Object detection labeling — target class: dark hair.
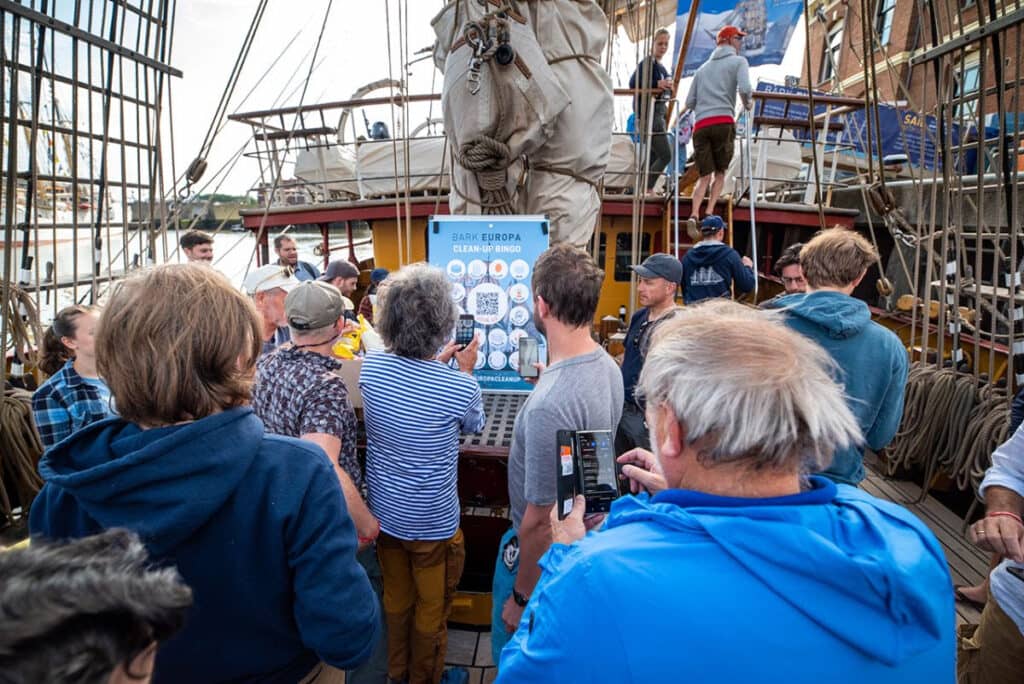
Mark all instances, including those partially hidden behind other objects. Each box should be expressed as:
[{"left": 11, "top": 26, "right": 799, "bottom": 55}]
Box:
[
  {"left": 532, "top": 243, "right": 605, "bottom": 329},
  {"left": 273, "top": 234, "right": 295, "bottom": 250},
  {"left": 39, "top": 306, "right": 96, "bottom": 376},
  {"left": 376, "top": 263, "right": 455, "bottom": 359},
  {"left": 774, "top": 243, "right": 803, "bottom": 276},
  {"left": 179, "top": 230, "right": 213, "bottom": 250},
  {"left": 0, "top": 529, "right": 192, "bottom": 683},
  {"left": 97, "top": 264, "right": 262, "bottom": 427}
]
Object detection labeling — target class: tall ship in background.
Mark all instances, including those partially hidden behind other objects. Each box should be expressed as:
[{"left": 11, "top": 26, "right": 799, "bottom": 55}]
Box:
[{"left": 2, "top": 0, "right": 1022, "bottom": 679}]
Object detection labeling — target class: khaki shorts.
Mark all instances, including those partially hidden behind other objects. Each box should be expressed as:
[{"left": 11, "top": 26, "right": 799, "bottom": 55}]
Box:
[{"left": 693, "top": 123, "right": 736, "bottom": 176}]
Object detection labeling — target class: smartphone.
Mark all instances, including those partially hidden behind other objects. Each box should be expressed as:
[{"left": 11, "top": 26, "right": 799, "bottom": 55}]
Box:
[
  {"left": 455, "top": 314, "right": 475, "bottom": 349},
  {"left": 518, "top": 337, "right": 539, "bottom": 378},
  {"left": 555, "top": 429, "right": 621, "bottom": 520},
  {"left": 1008, "top": 565, "right": 1024, "bottom": 584}
]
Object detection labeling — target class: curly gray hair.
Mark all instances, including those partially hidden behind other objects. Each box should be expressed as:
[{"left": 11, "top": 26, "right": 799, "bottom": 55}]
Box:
[
  {"left": 637, "top": 300, "right": 862, "bottom": 473},
  {"left": 376, "top": 262, "right": 456, "bottom": 359}
]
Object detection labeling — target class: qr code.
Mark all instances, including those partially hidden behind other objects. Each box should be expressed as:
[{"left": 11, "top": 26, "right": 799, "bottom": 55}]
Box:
[{"left": 477, "top": 292, "right": 500, "bottom": 317}]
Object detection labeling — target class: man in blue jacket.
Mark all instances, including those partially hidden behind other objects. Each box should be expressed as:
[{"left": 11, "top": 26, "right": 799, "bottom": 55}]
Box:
[
  {"left": 776, "top": 228, "right": 909, "bottom": 486},
  {"left": 29, "top": 264, "right": 380, "bottom": 683},
  {"left": 497, "top": 301, "right": 954, "bottom": 683},
  {"left": 681, "top": 215, "right": 755, "bottom": 303}
]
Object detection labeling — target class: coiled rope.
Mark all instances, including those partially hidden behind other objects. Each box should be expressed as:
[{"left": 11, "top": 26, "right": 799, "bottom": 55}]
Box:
[
  {"left": 885, "top": 363, "right": 1007, "bottom": 503},
  {"left": 2, "top": 282, "right": 44, "bottom": 373},
  {"left": 0, "top": 385, "right": 44, "bottom": 527}
]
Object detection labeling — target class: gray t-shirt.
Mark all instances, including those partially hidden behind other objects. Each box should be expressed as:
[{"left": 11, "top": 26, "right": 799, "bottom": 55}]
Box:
[{"left": 508, "top": 347, "right": 624, "bottom": 528}]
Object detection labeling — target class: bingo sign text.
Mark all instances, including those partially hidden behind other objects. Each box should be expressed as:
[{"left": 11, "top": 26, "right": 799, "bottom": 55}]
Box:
[{"left": 428, "top": 215, "right": 550, "bottom": 392}]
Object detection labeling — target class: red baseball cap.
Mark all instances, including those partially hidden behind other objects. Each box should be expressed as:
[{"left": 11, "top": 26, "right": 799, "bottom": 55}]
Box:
[{"left": 717, "top": 26, "right": 748, "bottom": 44}]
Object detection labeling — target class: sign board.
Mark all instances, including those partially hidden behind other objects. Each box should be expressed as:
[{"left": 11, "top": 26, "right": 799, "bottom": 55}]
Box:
[
  {"left": 427, "top": 215, "right": 550, "bottom": 392},
  {"left": 754, "top": 82, "right": 971, "bottom": 171}
]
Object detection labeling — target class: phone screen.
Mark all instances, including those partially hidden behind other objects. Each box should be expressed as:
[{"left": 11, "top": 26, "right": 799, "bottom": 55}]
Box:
[
  {"left": 519, "top": 337, "right": 539, "bottom": 377},
  {"left": 455, "top": 314, "right": 475, "bottom": 348},
  {"left": 576, "top": 431, "right": 618, "bottom": 513}
]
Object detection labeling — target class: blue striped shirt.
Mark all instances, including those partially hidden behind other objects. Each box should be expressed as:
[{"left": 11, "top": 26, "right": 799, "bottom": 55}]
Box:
[{"left": 360, "top": 351, "right": 485, "bottom": 540}]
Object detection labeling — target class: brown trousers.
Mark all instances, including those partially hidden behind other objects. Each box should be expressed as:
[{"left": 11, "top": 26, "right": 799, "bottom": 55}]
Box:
[
  {"left": 957, "top": 591, "right": 1024, "bottom": 683},
  {"left": 377, "top": 528, "right": 465, "bottom": 684}
]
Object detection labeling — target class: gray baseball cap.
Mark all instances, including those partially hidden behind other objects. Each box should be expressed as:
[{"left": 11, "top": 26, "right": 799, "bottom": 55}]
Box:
[
  {"left": 631, "top": 253, "right": 683, "bottom": 284},
  {"left": 285, "top": 281, "right": 345, "bottom": 330}
]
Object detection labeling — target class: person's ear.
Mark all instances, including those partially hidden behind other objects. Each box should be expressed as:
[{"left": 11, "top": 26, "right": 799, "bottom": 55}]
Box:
[{"left": 535, "top": 295, "right": 550, "bottom": 319}]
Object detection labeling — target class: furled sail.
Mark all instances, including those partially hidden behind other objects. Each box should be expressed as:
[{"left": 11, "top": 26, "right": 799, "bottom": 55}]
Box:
[{"left": 432, "top": 0, "right": 613, "bottom": 247}]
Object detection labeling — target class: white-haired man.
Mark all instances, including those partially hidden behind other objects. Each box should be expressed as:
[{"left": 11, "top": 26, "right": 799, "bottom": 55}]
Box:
[{"left": 497, "top": 301, "right": 954, "bottom": 683}]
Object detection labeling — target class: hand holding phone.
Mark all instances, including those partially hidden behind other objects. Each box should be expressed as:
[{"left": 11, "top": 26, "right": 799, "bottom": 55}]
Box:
[
  {"left": 518, "top": 337, "right": 540, "bottom": 378},
  {"left": 455, "top": 314, "right": 475, "bottom": 350}
]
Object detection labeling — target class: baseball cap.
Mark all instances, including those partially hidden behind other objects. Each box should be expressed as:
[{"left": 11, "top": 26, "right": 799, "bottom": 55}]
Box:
[
  {"left": 370, "top": 267, "right": 389, "bottom": 284},
  {"left": 701, "top": 215, "right": 727, "bottom": 234},
  {"left": 242, "top": 264, "right": 302, "bottom": 295},
  {"left": 319, "top": 260, "right": 360, "bottom": 282},
  {"left": 631, "top": 253, "right": 683, "bottom": 284},
  {"left": 717, "top": 26, "right": 747, "bottom": 44},
  {"left": 285, "top": 281, "right": 345, "bottom": 331}
]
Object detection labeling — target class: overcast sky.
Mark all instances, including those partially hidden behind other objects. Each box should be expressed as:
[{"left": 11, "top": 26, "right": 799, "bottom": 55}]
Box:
[{"left": 167, "top": 1, "right": 806, "bottom": 196}]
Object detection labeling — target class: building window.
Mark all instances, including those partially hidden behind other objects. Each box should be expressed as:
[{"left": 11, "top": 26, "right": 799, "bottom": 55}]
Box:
[
  {"left": 953, "top": 62, "right": 981, "bottom": 124},
  {"left": 875, "top": 0, "right": 896, "bottom": 46},
  {"left": 613, "top": 232, "right": 651, "bottom": 281},
  {"left": 820, "top": 22, "right": 844, "bottom": 83}
]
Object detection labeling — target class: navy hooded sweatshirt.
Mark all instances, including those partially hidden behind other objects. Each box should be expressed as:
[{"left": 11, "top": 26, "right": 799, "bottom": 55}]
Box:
[
  {"left": 778, "top": 291, "right": 909, "bottom": 485},
  {"left": 29, "top": 407, "right": 380, "bottom": 683},
  {"left": 681, "top": 240, "right": 755, "bottom": 304}
]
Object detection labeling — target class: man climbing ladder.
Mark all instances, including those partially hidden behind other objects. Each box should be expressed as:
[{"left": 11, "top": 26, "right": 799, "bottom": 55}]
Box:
[{"left": 684, "top": 25, "right": 753, "bottom": 233}]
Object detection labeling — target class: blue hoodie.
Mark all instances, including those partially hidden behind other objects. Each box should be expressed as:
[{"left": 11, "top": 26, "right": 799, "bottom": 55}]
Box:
[
  {"left": 498, "top": 479, "right": 954, "bottom": 683},
  {"left": 779, "top": 291, "right": 909, "bottom": 485},
  {"left": 29, "top": 407, "right": 380, "bottom": 683},
  {"left": 681, "top": 240, "right": 755, "bottom": 304}
]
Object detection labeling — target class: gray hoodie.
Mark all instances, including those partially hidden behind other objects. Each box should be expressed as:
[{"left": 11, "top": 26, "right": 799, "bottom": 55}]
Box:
[{"left": 684, "top": 45, "right": 753, "bottom": 123}]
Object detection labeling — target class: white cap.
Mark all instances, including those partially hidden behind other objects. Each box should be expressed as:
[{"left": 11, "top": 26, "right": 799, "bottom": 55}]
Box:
[{"left": 242, "top": 264, "right": 302, "bottom": 295}]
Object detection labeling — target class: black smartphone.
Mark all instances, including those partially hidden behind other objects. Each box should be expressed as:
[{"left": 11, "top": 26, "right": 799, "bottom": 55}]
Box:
[
  {"left": 518, "top": 337, "right": 539, "bottom": 378},
  {"left": 555, "top": 429, "right": 620, "bottom": 520},
  {"left": 455, "top": 314, "right": 475, "bottom": 349},
  {"left": 1008, "top": 565, "right": 1024, "bottom": 584}
]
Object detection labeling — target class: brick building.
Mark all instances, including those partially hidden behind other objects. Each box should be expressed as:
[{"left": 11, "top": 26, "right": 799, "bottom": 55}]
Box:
[{"left": 803, "top": 0, "right": 1023, "bottom": 131}]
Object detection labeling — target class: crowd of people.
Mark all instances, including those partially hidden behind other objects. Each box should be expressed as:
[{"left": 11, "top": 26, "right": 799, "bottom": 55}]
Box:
[
  {"left": 7, "top": 14, "right": 1022, "bottom": 683},
  {"left": 6, "top": 215, "right": 1021, "bottom": 680}
]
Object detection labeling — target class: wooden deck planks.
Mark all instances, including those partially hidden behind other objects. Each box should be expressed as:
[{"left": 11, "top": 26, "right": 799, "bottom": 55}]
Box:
[{"left": 863, "top": 465, "right": 990, "bottom": 625}]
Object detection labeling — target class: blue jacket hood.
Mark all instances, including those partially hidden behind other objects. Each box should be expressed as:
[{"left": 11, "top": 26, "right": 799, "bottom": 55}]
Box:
[
  {"left": 38, "top": 407, "right": 262, "bottom": 556},
  {"left": 687, "top": 241, "right": 733, "bottom": 266},
  {"left": 777, "top": 290, "right": 871, "bottom": 339},
  {"left": 602, "top": 480, "right": 950, "bottom": 666}
]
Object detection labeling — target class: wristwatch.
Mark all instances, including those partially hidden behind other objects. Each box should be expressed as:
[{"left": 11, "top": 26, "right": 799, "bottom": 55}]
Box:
[{"left": 512, "top": 587, "right": 530, "bottom": 607}]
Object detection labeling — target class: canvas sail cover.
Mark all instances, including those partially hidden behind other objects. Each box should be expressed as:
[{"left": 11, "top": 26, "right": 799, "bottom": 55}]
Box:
[{"left": 432, "top": 0, "right": 613, "bottom": 247}]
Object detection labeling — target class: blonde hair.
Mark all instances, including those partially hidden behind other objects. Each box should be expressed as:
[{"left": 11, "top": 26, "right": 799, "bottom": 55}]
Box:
[
  {"left": 96, "top": 264, "right": 262, "bottom": 426},
  {"left": 799, "top": 227, "right": 878, "bottom": 289},
  {"left": 637, "top": 300, "right": 861, "bottom": 473}
]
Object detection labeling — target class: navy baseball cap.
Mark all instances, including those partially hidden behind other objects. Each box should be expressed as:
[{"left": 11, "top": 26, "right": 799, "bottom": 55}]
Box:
[
  {"left": 631, "top": 253, "right": 683, "bottom": 284},
  {"left": 701, "top": 215, "right": 727, "bottom": 233}
]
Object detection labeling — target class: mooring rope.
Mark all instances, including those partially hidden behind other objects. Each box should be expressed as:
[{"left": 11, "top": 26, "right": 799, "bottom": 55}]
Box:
[{"left": 0, "top": 385, "right": 44, "bottom": 527}]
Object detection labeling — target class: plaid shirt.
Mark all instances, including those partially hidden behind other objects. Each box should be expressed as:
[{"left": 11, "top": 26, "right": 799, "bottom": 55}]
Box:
[
  {"left": 31, "top": 360, "right": 115, "bottom": 449},
  {"left": 251, "top": 346, "right": 362, "bottom": 489}
]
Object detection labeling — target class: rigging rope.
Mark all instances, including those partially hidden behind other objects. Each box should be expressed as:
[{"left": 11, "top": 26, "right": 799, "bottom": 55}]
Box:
[
  {"left": 0, "top": 385, "right": 44, "bottom": 528},
  {"left": 182, "top": 0, "right": 270, "bottom": 196}
]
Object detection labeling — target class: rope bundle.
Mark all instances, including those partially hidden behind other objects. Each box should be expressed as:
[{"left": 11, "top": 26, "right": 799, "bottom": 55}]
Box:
[
  {"left": 885, "top": 363, "right": 1008, "bottom": 501},
  {"left": 457, "top": 135, "right": 515, "bottom": 214},
  {"left": 2, "top": 282, "right": 44, "bottom": 372},
  {"left": 0, "top": 385, "right": 44, "bottom": 527}
]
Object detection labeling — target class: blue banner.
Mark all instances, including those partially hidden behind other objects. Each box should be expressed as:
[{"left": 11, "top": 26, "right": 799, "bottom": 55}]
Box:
[
  {"left": 674, "top": 0, "right": 803, "bottom": 77},
  {"left": 427, "top": 215, "right": 550, "bottom": 393},
  {"left": 754, "top": 82, "right": 969, "bottom": 171}
]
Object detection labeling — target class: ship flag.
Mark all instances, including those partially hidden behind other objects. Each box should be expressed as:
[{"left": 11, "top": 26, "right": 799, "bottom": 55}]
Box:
[{"left": 673, "top": 0, "right": 803, "bottom": 77}]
